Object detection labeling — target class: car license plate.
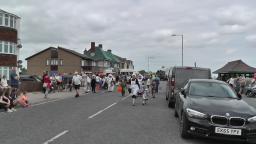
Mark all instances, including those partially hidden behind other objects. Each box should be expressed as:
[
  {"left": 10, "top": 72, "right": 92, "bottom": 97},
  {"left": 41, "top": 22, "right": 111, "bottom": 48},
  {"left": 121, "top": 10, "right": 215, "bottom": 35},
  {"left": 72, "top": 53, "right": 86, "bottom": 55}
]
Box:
[{"left": 215, "top": 127, "right": 241, "bottom": 136}]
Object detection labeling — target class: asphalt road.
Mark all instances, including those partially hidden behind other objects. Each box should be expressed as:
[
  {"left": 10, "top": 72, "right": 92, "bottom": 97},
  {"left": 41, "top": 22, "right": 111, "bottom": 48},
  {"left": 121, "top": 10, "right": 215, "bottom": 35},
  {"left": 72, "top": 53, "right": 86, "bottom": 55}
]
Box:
[{"left": 0, "top": 82, "right": 253, "bottom": 144}]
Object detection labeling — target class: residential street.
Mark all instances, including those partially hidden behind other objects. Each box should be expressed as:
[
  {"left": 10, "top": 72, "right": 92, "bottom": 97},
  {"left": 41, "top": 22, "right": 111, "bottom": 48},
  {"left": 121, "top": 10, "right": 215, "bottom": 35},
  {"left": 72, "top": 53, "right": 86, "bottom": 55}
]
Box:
[{"left": 0, "top": 82, "right": 254, "bottom": 144}]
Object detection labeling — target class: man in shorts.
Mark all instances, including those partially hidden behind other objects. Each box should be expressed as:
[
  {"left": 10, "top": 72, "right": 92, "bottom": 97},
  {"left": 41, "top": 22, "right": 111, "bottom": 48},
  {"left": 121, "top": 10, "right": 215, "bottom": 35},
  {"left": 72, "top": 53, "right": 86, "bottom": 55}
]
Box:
[{"left": 72, "top": 71, "right": 82, "bottom": 98}]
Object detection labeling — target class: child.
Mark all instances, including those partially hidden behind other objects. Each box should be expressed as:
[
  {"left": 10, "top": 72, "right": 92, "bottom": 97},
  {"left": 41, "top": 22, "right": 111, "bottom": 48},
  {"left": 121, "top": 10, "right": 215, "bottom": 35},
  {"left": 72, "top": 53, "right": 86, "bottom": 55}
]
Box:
[
  {"left": 142, "top": 83, "right": 149, "bottom": 105},
  {"left": 16, "top": 91, "right": 30, "bottom": 108}
]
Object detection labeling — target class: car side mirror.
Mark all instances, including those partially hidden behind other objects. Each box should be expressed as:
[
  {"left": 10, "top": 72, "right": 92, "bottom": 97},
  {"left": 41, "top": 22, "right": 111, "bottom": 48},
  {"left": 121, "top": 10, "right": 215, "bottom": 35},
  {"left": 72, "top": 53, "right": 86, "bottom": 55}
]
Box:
[{"left": 181, "top": 89, "right": 186, "bottom": 98}]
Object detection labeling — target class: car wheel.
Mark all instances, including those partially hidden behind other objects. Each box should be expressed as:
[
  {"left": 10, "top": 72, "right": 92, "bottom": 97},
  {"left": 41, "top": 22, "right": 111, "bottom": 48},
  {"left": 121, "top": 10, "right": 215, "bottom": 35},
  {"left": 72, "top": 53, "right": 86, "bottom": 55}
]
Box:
[
  {"left": 180, "top": 113, "right": 190, "bottom": 139},
  {"left": 248, "top": 92, "right": 253, "bottom": 97},
  {"left": 174, "top": 103, "right": 178, "bottom": 118}
]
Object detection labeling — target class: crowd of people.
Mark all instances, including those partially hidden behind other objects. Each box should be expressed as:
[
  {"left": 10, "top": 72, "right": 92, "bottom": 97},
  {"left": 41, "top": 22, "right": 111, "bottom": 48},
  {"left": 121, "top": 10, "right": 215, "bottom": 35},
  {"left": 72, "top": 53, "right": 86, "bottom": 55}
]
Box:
[
  {"left": 42, "top": 71, "right": 161, "bottom": 106},
  {"left": 0, "top": 69, "right": 29, "bottom": 113},
  {"left": 227, "top": 74, "right": 256, "bottom": 95},
  {"left": 0, "top": 70, "right": 161, "bottom": 113}
]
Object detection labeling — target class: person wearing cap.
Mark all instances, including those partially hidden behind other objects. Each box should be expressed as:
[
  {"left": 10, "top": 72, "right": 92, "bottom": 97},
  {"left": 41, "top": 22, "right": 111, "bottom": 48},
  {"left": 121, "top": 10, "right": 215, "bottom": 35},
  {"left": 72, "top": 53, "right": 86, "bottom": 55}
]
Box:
[{"left": 72, "top": 71, "right": 82, "bottom": 97}]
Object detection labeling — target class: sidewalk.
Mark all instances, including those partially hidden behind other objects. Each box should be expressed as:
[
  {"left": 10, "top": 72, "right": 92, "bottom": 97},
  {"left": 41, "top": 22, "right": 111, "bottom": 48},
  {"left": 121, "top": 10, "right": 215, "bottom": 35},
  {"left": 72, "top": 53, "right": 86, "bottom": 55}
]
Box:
[{"left": 28, "top": 89, "right": 86, "bottom": 106}]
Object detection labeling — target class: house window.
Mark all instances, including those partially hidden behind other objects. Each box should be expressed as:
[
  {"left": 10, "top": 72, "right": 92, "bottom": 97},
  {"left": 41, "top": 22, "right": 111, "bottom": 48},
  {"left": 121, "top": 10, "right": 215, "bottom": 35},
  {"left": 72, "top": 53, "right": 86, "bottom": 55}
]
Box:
[
  {"left": 0, "top": 13, "right": 3, "bottom": 26},
  {"left": 13, "top": 18, "right": 16, "bottom": 28},
  {"left": 46, "top": 59, "right": 50, "bottom": 66},
  {"left": 10, "top": 16, "right": 13, "bottom": 28},
  {"left": 4, "top": 14, "right": 9, "bottom": 26},
  {"left": 4, "top": 42, "right": 8, "bottom": 53},
  {"left": 9, "top": 43, "right": 13, "bottom": 53},
  {"left": 0, "top": 67, "right": 10, "bottom": 80},
  {"left": 0, "top": 41, "right": 2, "bottom": 53},
  {"left": 59, "top": 59, "right": 63, "bottom": 66},
  {"left": 92, "top": 61, "right": 96, "bottom": 66}
]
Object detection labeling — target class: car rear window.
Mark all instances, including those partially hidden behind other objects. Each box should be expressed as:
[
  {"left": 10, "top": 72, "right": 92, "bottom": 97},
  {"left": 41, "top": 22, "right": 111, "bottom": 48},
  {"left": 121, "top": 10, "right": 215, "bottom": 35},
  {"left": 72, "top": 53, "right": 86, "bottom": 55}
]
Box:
[{"left": 174, "top": 68, "right": 210, "bottom": 88}]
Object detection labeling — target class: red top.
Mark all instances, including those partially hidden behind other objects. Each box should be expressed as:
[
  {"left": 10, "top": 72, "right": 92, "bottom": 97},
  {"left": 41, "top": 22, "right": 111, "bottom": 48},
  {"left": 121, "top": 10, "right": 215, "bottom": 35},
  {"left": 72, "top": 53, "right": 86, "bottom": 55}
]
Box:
[{"left": 43, "top": 75, "right": 51, "bottom": 88}]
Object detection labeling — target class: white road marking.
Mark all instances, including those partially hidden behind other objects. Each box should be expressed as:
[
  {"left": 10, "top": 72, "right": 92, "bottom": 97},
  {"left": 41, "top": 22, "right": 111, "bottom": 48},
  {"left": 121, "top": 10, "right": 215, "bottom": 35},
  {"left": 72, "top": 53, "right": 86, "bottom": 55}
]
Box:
[
  {"left": 32, "top": 99, "right": 62, "bottom": 107},
  {"left": 88, "top": 102, "right": 117, "bottom": 119},
  {"left": 121, "top": 95, "right": 131, "bottom": 101},
  {"left": 43, "top": 130, "right": 69, "bottom": 144}
]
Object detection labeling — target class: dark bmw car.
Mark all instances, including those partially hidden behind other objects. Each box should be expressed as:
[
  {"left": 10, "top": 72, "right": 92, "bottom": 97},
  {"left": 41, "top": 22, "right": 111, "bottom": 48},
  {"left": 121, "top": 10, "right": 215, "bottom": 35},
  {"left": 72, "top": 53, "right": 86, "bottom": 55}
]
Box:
[{"left": 174, "top": 79, "right": 256, "bottom": 143}]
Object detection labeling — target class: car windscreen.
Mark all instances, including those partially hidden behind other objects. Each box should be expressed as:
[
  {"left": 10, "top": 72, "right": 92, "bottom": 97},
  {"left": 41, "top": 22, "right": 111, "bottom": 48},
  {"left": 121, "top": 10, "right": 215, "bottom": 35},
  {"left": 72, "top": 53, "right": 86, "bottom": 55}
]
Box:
[{"left": 189, "top": 82, "right": 237, "bottom": 98}]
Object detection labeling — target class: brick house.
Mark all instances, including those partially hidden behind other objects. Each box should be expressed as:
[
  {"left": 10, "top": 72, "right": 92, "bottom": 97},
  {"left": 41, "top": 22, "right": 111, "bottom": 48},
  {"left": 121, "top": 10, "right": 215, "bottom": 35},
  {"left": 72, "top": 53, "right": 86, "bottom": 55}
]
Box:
[
  {"left": 0, "top": 9, "right": 22, "bottom": 79},
  {"left": 26, "top": 42, "right": 134, "bottom": 76},
  {"left": 26, "top": 47, "right": 93, "bottom": 76}
]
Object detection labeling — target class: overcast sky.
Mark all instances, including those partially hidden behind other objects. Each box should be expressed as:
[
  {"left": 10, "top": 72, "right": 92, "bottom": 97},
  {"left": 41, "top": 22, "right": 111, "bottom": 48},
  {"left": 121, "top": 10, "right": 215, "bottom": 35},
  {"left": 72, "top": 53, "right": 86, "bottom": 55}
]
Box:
[{"left": 1, "top": 0, "right": 256, "bottom": 72}]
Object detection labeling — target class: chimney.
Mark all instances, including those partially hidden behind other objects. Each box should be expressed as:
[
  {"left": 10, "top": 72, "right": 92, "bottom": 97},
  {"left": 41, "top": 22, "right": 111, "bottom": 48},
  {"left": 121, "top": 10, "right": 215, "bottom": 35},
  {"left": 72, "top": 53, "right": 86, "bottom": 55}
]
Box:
[
  {"left": 107, "top": 49, "right": 112, "bottom": 53},
  {"left": 83, "top": 48, "right": 87, "bottom": 55},
  {"left": 91, "top": 42, "right": 96, "bottom": 51},
  {"left": 98, "top": 44, "right": 103, "bottom": 49}
]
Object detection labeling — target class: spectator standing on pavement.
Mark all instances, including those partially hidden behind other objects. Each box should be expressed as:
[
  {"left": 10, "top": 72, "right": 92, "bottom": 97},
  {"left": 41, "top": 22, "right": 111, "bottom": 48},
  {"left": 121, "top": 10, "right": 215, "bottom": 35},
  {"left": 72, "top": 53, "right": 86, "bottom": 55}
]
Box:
[
  {"left": 72, "top": 71, "right": 82, "bottom": 98},
  {"left": 10, "top": 68, "right": 20, "bottom": 97},
  {"left": 91, "top": 75, "right": 96, "bottom": 93},
  {"left": 239, "top": 75, "right": 246, "bottom": 95},
  {"left": 43, "top": 72, "right": 51, "bottom": 98},
  {"left": 227, "top": 76, "right": 235, "bottom": 88}
]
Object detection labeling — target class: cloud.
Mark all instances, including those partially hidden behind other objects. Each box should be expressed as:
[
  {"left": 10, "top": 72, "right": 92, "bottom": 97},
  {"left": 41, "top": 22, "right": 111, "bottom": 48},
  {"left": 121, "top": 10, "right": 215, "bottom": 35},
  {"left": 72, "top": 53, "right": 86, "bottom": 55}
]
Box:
[
  {"left": 225, "top": 48, "right": 237, "bottom": 54},
  {"left": 1, "top": 0, "right": 256, "bottom": 72},
  {"left": 215, "top": 5, "right": 253, "bottom": 26},
  {"left": 246, "top": 35, "right": 256, "bottom": 42}
]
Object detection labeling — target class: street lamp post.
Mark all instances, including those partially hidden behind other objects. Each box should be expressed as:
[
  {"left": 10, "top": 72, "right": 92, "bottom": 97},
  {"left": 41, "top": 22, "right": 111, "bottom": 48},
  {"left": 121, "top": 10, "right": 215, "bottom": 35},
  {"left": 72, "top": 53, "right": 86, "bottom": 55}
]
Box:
[{"left": 172, "top": 34, "right": 184, "bottom": 67}]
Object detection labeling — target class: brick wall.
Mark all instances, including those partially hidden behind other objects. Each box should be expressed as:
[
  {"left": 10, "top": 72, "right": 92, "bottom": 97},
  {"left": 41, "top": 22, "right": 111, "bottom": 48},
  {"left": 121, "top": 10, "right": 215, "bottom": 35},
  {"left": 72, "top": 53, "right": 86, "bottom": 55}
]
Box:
[
  {"left": 27, "top": 49, "right": 51, "bottom": 76},
  {"left": 0, "top": 26, "right": 17, "bottom": 43},
  {"left": 58, "top": 49, "right": 82, "bottom": 74},
  {"left": 0, "top": 54, "right": 17, "bottom": 66}
]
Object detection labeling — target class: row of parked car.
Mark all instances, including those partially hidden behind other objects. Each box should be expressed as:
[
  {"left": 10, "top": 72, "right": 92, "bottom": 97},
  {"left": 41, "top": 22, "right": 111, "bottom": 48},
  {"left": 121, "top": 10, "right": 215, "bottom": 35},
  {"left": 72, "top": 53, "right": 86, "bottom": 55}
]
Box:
[
  {"left": 165, "top": 66, "right": 256, "bottom": 144},
  {"left": 19, "top": 75, "right": 43, "bottom": 92}
]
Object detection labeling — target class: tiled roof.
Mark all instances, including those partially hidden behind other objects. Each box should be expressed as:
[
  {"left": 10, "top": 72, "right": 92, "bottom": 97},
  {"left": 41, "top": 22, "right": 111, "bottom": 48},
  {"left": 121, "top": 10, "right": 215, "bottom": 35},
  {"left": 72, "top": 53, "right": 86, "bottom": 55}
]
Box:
[
  {"left": 87, "top": 47, "right": 112, "bottom": 61},
  {"left": 58, "top": 47, "right": 92, "bottom": 60},
  {"left": 25, "top": 47, "right": 56, "bottom": 60},
  {"left": 213, "top": 60, "right": 256, "bottom": 74},
  {"left": 104, "top": 51, "right": 120, "bottom": 63},
  {"left": 26, "top": 47, "right": 92, "bottom": 60}
]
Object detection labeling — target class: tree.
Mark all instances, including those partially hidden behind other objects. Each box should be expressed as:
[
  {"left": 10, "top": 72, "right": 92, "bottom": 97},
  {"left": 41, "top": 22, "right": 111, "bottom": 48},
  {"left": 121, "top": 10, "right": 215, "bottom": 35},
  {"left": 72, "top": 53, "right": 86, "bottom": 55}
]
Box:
[
  {"left": 156, "top": 70, "right": 167, "bottom": 80},
  {"left": 20, "top": 67, "right": 27, "bottom": 75},
  {"left": 138, "top": 70, "right": 146, "bottom": 75}
]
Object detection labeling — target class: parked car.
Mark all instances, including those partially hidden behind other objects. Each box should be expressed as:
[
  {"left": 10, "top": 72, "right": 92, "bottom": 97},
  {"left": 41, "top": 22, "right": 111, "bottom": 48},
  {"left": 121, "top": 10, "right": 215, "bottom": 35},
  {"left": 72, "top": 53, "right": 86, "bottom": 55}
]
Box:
[
  {"left": 19, "top": 75, "right": 43, "bottom": 92},
  {"left": 165, "top": 66, "right": 211, "bottom": 108},
  {"left": 174, "top": 79, "right": 256, "bottom": 143}
]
